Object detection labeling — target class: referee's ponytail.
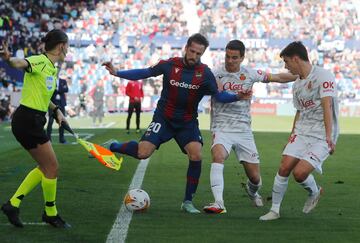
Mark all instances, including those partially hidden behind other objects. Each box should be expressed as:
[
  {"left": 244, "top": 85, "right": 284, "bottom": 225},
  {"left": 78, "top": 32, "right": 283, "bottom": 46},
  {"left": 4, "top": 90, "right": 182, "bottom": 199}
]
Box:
[{"left": 41, "top": 29, "right": 68, "bottom": 51}]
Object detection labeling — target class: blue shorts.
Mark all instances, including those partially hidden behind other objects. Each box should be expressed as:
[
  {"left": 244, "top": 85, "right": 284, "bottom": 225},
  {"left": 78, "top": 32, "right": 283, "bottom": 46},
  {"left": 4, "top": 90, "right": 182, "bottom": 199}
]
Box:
[{"left": 140, "top": 114, "right": 203, "bottom": 154}]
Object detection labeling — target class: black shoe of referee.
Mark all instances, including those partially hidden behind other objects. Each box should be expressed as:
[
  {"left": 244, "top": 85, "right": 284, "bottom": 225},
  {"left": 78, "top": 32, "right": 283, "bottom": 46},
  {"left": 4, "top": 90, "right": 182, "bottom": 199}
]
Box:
[
  {"left": 1, "top": 201, "right": 24, "bottom": 228},
  {"left": 42, "top": 212, "right": 71, "bottom": 228}
]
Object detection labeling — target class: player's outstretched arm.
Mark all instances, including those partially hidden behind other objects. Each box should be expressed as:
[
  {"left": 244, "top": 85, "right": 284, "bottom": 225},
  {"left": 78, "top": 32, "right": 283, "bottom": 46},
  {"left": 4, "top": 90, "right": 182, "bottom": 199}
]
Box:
[
  {"left": 0, "top": 41, "right": 29, "bottom": 70},
  {"left": 102, "top": 61, "right": 153, "bottom": 80},
  {"left": 267, "top": 73, "right": 298, "bottom": 83},
  {"left": 213, "top": 91, "right": 239, "bottom": 103},
  {"left": 116, "top": 68, "right": 153, "bottom": 80}
]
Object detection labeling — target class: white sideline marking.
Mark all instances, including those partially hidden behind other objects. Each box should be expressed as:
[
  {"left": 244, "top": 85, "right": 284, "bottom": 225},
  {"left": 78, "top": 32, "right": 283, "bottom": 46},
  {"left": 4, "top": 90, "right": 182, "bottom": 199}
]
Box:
[
  {"left": 104, "top": 122, "right": 116, "bottom": 128},
  {"left": 80, "top": 133, "right": 95, "bottom": 140},
  {"left": 106, "top": 158, "right": 150, "bottom": 243},
  {"left": 101, "top": 139, "right": 115, "bottom": 146},
  {"left": 88, "top": 122, "right": 116, "bottom": 129},
  {"left": 52, "top": 133, "right": 95, "bottom": 144}
]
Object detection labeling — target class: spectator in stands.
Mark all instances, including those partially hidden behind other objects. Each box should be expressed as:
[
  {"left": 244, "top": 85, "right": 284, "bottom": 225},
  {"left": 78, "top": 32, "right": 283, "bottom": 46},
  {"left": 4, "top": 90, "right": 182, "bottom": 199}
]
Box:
[
  {"left": 89, "top": 80, "right": 105, "bottom": 126},
  {"left": 0, "top": 0, "right": 359, "bottom": 105},
  {"left": 0, "top": 93, "right": 11, "bottom": 122},
  {"left": 76, "top": 79, "right": 88, "bottom": 116}
]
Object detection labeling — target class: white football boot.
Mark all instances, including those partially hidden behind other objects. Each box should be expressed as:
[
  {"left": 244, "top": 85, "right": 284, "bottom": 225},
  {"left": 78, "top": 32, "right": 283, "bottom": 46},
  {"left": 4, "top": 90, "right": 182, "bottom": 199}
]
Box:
[
  {"left": 303, "top": 187, "right": 323, "bottom": 214},
  {"left": 259, "top": 210, "right": 280, "bottom": 221},
  {"left": 245, "top": 185, "right": 264, "bottom": 207}
]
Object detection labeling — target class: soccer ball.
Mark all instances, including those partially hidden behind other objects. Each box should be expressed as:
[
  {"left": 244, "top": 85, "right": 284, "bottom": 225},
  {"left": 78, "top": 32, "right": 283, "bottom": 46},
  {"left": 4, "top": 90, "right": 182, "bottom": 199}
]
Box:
[{"left": 124, "top": 189, "right": 150, "bottom": 211}]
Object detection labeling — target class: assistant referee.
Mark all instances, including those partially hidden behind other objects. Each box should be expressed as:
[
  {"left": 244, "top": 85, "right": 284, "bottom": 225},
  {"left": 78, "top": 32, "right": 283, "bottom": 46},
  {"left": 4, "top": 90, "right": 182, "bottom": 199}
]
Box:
[{"left": 0, "top": 29, "right": 71, "bottom": 228}]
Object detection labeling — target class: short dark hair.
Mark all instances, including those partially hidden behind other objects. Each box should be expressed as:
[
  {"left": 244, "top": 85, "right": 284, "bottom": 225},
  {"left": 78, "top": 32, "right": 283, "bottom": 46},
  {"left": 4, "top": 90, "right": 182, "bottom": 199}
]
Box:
[
  {"left": 226, "top": 40, "right": 245, "bottom": 57},
  {"left": 186, "top": 33, "right": 209, "bottom": 49},
  {"left": 280, "top": 41, "right": 309, "bottom": 62},
  {"left": 41, "top": 29, "right": 68, "bottom": 51}
]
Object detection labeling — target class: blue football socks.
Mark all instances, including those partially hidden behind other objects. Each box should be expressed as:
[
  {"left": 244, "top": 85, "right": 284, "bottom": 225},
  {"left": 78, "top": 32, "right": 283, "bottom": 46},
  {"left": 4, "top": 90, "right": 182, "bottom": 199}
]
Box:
[
  {"left": 110, "top": 140, "right": 139, "bottom": 159},
  {"left": 184, "top": 160, "right": 201, "bottom": 201}
]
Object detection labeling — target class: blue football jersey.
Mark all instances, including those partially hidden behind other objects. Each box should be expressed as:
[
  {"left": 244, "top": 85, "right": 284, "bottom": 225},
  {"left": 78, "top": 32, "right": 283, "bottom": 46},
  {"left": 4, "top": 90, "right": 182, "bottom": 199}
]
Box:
[{"left": 149, "top": 57, "right": 218, "bottom": 122}]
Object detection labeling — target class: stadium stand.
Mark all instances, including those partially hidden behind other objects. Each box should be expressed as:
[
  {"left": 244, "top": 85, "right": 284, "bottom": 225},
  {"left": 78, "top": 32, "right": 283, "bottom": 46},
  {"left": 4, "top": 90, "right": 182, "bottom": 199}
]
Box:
[{"left": 0, "top": 0, "right": 359, "bottom": 119}]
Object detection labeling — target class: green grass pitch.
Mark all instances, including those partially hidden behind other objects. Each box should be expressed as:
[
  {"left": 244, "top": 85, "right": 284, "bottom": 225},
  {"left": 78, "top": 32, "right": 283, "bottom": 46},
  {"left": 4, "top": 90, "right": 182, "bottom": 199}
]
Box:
[{"left": 0, "top": 114, "right": 359, "bottom": 242}]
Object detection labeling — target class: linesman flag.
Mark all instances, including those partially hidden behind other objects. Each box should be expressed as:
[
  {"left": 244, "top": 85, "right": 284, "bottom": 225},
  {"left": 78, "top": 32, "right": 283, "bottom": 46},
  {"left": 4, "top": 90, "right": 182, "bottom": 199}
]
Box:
[{"left": 61, "top": 122, "right": 123, "bottom": 170}]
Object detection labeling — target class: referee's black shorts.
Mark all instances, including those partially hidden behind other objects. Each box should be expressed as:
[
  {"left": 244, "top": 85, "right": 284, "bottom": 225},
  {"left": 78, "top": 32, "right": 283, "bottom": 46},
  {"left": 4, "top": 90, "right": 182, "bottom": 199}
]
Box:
[{"left": 11, "top": 105, "right": 49, "bottom": 150}]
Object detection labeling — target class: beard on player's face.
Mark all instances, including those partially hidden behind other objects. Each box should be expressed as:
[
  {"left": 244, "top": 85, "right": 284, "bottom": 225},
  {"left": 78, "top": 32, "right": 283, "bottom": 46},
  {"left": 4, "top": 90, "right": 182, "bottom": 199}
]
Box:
[{"left": 184, "top": 54, "right": 197, "bottom": 66}]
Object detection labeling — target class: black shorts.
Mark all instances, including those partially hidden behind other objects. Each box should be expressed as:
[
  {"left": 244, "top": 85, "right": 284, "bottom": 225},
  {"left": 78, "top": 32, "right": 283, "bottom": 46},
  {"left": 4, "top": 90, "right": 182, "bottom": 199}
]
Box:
[
  {"left": 11, "top": 105, "right": 49, "bottom": 150},
  {"left": 128, "top": 102, "right": 141, "bottom": 113}
]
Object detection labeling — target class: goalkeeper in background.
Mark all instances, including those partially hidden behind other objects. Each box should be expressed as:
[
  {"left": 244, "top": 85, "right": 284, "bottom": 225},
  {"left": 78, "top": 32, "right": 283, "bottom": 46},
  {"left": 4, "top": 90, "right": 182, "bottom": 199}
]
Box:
[{"left": 0, "top": 29, "right": 71, "bottom": 228}]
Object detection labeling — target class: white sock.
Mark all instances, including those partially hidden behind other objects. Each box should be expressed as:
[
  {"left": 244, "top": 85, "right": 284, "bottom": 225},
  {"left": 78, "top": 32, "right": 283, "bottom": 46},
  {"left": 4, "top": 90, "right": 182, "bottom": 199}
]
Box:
[
  {"left": 299, "top": 174, "right": 319, "bottom": 196},
  {"left": 270, "top": 173, "right": 289, "bottom": 214},
  {"left": 210, "top": 163, "right": 224, "bottom": 204},
  {"left": 247, "top": 178, "right": 262, "bottom": 197}
]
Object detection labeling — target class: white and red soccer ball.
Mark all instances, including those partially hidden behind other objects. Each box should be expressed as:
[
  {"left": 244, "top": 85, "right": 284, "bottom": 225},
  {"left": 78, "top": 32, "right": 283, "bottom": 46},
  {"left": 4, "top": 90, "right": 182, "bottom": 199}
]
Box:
[{"left": 124, "top": 189, "right": 150, "bottom": 211}]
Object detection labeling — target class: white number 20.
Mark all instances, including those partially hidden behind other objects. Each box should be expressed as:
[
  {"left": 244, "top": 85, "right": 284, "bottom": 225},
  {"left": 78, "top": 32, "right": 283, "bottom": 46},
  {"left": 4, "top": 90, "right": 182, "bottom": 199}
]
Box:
[{"left": 147, "top": 122, "right": 161, "bottom": 133}]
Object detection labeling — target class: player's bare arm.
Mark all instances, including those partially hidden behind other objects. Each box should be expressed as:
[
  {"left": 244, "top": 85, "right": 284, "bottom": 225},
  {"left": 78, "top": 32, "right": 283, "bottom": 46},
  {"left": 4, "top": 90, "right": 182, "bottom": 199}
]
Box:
[
  {"left": 287, "top": 110, "right": 300, "bottom": 143},
  {"left": 268, "top": 73, "right": 298, "bottom": 83},
  {"left": 0, "top": 41, "right": 29, "bottom": 70},
  {"left": 291, "top": 110, "right": 300, "bottom": 134},
  {"left": 321, "top": 96, "right": 335, "bottom": 154},
  {"left": 102, "top": 61, "right": 118, "bottom": 76}
]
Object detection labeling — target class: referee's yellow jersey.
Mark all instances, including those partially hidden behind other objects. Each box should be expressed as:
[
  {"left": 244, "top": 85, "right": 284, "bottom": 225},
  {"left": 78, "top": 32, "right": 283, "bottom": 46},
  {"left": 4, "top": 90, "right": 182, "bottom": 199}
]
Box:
[{"left": 20, "top": 54, "right": 58, "bottom": 112}]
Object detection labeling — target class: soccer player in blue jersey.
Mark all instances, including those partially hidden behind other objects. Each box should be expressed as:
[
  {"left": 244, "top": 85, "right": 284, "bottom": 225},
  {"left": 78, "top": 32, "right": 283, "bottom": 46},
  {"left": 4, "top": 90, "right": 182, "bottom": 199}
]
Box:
[{"left": 102, "top": 33, "right": 247, "bottom": 213}]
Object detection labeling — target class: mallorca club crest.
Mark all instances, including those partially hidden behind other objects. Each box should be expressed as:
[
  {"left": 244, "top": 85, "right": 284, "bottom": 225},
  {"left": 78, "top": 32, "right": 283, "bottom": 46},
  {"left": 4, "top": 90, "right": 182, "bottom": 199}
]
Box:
[{"left": 240, "top": 73, "right": 246, "bottom": 81}]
